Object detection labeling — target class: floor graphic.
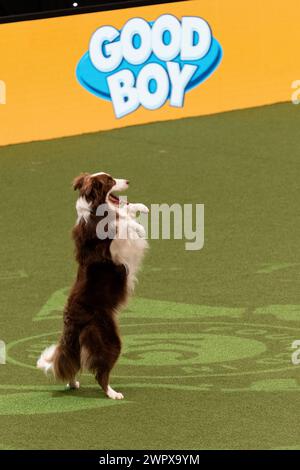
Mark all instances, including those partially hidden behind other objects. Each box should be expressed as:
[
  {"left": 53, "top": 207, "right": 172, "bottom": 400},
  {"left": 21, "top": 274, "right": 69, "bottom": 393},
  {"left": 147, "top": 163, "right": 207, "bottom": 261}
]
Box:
[{"left": 2, "top": 289, "right": 299, "bottom": 419}]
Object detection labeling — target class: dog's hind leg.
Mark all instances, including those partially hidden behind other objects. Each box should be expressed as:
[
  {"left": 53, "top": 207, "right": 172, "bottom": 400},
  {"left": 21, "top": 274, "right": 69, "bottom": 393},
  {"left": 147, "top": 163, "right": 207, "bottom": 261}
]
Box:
[
  {"left": 38, "top": 322, "right": 81, "bottom": 390},
  {"left": 80, "top": 322, "right": 123, "bottom": 399},
  {"left": 53, "top": 342, "right": 81, "bottom": 389},
  {"left": 96, "top": 367, "right": 124, "bottom": 400},
  {"left": 66, "top": 378, "right": 80, "bottom": 389}
]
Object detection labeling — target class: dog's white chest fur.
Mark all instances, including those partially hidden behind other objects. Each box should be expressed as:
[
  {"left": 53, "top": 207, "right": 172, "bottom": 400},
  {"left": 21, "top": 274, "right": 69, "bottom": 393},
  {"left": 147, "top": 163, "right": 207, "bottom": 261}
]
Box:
[{"left": 109, "top": 203, "right": 148, "bottom": 292}]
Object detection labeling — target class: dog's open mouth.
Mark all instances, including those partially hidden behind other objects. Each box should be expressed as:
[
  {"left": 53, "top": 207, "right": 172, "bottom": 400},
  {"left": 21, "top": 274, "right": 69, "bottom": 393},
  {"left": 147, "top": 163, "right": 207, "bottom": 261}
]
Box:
[
  {"left": 109, "top": 193, "right": 119, "bottom": 205},
  {"left": 109, "top": 193, "right": 129, "bottom": 206}
]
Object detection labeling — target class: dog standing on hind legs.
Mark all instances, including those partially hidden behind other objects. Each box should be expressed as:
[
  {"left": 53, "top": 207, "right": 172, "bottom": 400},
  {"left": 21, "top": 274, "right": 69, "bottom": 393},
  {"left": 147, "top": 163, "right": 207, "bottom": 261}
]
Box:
[{"left": 37, "top": 172, "right": 148, "bottom": 399}]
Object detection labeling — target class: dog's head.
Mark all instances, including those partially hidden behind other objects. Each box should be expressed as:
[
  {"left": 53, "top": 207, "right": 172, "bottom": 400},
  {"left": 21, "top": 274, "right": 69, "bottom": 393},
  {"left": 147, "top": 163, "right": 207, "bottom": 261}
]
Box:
[{"left": 73, "top": 172, "right": 129, "bottom": 209}]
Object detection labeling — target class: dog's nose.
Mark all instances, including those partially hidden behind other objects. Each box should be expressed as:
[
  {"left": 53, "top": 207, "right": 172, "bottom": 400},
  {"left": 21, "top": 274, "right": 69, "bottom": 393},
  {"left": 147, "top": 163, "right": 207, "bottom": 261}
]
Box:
[{"left": 126, "top": 180, "right": 130, "bottom": 185}]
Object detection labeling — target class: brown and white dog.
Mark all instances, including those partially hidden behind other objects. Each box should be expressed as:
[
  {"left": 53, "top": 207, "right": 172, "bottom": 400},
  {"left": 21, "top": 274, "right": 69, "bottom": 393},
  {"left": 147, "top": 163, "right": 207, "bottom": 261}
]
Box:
[{"left": 37, "top": 172, "right": 148, "bottom": 399}]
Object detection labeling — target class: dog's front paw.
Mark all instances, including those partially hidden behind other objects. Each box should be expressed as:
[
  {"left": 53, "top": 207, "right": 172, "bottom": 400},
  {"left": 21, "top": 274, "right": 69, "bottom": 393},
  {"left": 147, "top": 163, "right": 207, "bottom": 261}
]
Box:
[
  {"left": 107, "top": 386, "right": 124, "bottom": 400},
  {"left": 135, "top": 203, "right": 149, "bottom": 214}
]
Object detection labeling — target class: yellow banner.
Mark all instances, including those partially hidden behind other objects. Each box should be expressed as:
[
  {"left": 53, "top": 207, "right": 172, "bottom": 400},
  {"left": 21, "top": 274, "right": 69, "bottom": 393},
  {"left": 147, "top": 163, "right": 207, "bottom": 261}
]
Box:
[{"left": 0, "top": 0, "right": 298, "bottom": 146}]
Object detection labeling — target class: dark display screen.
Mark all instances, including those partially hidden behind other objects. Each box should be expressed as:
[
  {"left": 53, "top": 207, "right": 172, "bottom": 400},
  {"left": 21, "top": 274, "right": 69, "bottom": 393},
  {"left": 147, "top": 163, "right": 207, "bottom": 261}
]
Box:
[{"left": 0, "top": 0, "right": 182, "bottom": 23}]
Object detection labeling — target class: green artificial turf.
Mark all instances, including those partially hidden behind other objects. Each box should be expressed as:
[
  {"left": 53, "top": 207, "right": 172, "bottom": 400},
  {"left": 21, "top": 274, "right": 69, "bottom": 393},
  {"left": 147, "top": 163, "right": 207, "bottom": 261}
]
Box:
[{"left": 0, "top": 102, "right": 300, "bottom": 449}]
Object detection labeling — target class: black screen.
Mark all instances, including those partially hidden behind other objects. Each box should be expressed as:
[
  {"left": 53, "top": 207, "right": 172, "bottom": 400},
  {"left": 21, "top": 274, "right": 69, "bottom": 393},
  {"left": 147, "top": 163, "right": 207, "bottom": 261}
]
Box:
[
  {"left": 0, "top": 1, "right": 78, "bottom": 15},
  {"left": 0, "top": 0, "right": 182, "bottom": 23}
]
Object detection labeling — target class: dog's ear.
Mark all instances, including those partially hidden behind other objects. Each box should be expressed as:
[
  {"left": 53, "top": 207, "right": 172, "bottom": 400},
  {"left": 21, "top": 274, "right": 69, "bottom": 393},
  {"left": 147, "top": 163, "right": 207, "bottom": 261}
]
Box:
[
  {"left": 73, "top": 173, "right": 89, "bottom": 191},
  {"left": 84, "top": 177, "right": 104, "bottom": 199}
]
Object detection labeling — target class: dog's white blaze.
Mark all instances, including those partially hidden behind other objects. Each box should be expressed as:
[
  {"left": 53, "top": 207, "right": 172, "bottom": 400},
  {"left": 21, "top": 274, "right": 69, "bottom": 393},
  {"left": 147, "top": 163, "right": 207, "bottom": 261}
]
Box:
[
  {"left": 91, "top": 172, "right": 105, "bottom": 177},
  {"left": 76, "top": 196, "right": 92, "bottom": 224}
]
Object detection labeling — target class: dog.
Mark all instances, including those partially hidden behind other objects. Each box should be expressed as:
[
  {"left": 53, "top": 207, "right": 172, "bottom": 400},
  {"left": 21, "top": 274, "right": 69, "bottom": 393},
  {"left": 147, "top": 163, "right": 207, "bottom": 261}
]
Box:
[{"left": 37, "top": 172, "right": 148, "bottom": 399}]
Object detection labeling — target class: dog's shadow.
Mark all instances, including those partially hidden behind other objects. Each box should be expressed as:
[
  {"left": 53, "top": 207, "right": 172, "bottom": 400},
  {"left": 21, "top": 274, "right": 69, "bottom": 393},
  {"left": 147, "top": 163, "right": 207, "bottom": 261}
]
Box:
[{"left": 51, "top": 387, "right": 105, "bottom": 400}]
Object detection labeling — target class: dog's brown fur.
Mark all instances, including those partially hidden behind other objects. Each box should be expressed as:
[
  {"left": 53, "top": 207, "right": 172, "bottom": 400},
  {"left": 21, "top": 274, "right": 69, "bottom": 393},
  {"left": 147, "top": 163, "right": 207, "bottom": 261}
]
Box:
[{"left": 45, "top": 173, "right": 129, "bottom": 395}]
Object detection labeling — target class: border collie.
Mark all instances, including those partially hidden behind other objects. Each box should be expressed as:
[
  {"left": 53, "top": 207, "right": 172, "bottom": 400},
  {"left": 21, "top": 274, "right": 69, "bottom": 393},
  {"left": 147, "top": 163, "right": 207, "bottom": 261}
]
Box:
[{"left": 37, "top": 172, "right": 148, "bottom": 399}]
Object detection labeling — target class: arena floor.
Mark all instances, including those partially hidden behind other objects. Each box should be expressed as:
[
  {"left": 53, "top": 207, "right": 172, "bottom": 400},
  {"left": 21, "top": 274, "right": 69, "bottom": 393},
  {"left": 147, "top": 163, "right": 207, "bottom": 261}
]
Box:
[{"left": 0, "top": 102, "right": 299, "bottom": 449}]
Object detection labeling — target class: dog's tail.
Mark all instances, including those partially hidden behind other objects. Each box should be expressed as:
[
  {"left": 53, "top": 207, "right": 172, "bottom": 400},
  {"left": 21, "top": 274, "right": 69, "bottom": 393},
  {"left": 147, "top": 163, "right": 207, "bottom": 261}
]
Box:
[{"left": 37, "top": 344, "right": 79, "bottom": 382}]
